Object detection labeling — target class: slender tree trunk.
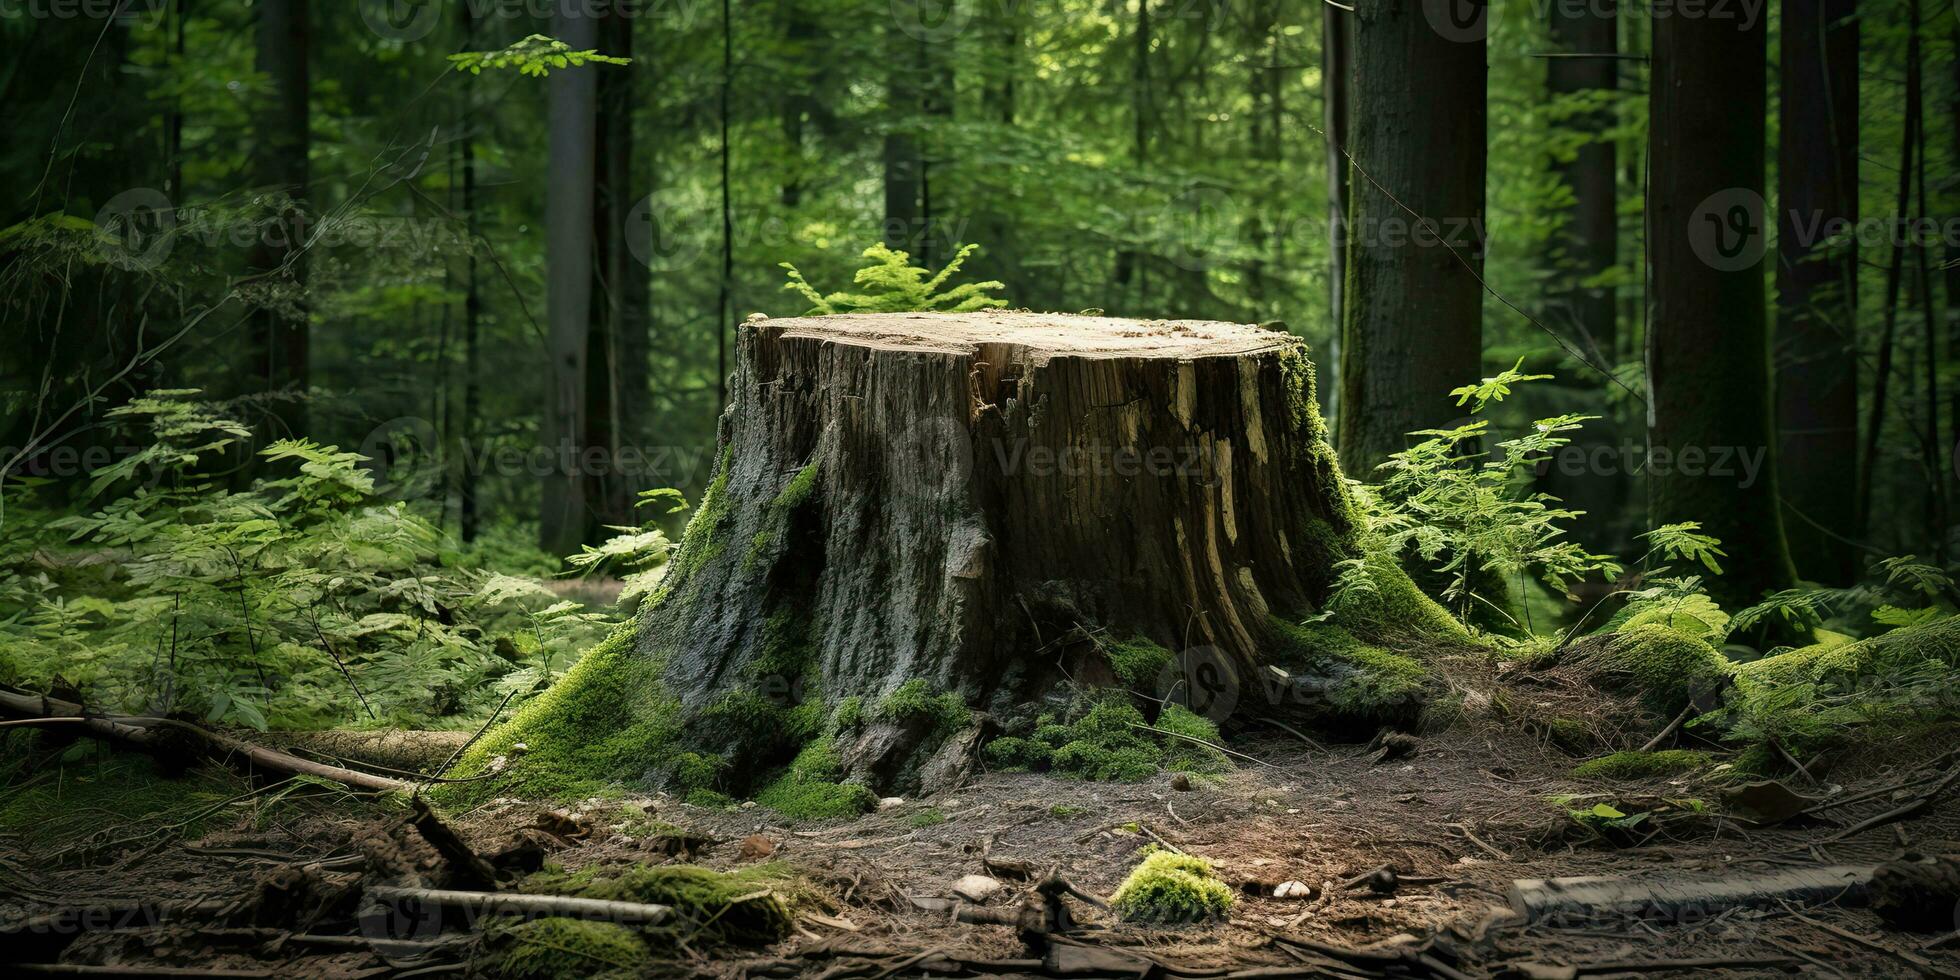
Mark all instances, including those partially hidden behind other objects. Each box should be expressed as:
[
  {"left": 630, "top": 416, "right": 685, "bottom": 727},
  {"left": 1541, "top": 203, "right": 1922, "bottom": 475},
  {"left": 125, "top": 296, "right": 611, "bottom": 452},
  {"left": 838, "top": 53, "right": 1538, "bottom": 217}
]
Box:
[
  {"left": 1113, "top": 0, "right": 1152, "bottom": 302},
  {"left": 1336, "top": 0, "right": 1485, "bottom": 475},
  {"left": 1541, "top": 0, "right": 1624, "bottom": 554},
  {"left": 1776, "top": 0, "right": 1860, "bottom": 583},
  {"left": 540, "top": 6, "right": 600, "bottom": 556},
  {"left": 716, "top": 0, "right": 734, "bottom": 413},
  {"left": 1321, "top": 3, "right": 1349, "bottom": 422},
  {"left": 918, "top": 35, "right": 952, "bottom": 270},
  {"left": 1855, "top": 11, "right": 1924, "bottom": 543},
  {"left": 586, "top": 6, "right": 645, "bottom": 533},
  {"left": 1906, "top": 0, "right": 1944, "bottom": 563},
  {"left": 1647, "top": 1, "right": 1795, "bottom": 608},
  {"left": 248, "top": 0, "right": 309, "bottom": 436},
  {"left": 882, "top": 3, "right": 924, "bottom": 257},
  {"left": 459, "top": 0, "right": 482, "bottom": 543}
]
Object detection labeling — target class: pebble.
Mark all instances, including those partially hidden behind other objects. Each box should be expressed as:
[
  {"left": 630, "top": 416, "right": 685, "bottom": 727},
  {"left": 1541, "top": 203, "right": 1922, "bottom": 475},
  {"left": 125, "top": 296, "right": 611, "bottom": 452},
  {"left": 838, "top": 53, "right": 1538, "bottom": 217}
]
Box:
[{"left": 952, "top": 874, "right": 1003, "bottom": 903}]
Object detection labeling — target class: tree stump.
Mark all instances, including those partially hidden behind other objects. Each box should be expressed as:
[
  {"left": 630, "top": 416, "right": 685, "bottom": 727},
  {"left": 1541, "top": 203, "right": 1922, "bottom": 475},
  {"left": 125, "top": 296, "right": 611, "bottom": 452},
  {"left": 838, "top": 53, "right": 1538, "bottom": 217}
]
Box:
[{"left": 452, "top": 312, "right": 1465, "bottom": 805}]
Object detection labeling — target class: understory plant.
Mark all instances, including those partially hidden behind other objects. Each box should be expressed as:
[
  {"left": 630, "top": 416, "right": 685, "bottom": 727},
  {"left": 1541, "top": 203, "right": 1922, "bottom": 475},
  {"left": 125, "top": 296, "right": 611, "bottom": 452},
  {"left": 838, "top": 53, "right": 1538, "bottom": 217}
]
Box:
[
  {"left": 780, "top": 243, "right": 1007, "bottom": 315},
  {"left": 0, "top": 391, "right": 628, "bottom": 731},
  {"left": 1353, "top": 360, "right": 1622, "bottom": 629}
]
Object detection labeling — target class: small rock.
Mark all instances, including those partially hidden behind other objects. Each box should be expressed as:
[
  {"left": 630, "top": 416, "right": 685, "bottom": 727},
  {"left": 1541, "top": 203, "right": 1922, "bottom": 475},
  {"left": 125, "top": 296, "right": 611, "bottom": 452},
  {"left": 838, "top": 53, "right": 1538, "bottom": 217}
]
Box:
[
  {"left": 878, "top": 797, "right": 906, "bottom": 811},
  {"left": 509, "top": 742, "right": 529, "bottom": 754},
  {"left": 951, "top": 874, "right": 1003, "bottom": 903},
  {"left": 739, "top": 834, "right": 775, "bottom": 861},
  {"left": 1170, "top": 773, "right": 1192, "bottom": 792},
  {"left": 740, "top": 800, "right": 757, "bottom": 810},
  {"left": 1273, "top": 880, "right": 1314, "bottom": 900}
]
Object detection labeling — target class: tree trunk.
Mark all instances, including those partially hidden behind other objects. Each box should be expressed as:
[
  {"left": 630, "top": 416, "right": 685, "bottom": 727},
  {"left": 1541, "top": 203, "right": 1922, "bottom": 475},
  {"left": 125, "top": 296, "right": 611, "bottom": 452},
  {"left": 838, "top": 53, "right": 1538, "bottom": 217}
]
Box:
[
  {"left": 458, "top": 0, "right": 483, "bottom": 544},
  {"left": 586, "top": 6, "right": 645, "bottom": 533},
  {"left": 465, "top": 313, "right": 1465, "bottom": 799},
  {"left": 540, "top": 6, "right": 600, "bottom": 557},
  {"left": 882, "top": 4, "right": 924, "bottom": 257},
  {"left": 1336, "top": 0, "right": 1485, "bottom": 475},
  {"left": 248, "top": 0, "right": 309, "bottom": 436},
  {"left": 1321, "top": 3, "right": 1350, "bottom": 421},
  {"left": 1647, "top": 0, "right": 1796, "bottom": 608},
  {"left": 1776, "top": 0, "right": 1859, "bottom": 583},
  {"left": 1541, "top": 0, "right": 1625, "bottom": 555}
]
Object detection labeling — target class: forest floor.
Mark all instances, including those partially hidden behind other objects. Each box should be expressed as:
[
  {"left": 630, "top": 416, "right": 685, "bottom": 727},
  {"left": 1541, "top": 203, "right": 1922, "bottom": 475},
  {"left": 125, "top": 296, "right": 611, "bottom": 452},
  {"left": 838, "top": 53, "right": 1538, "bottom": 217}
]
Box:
[{"left": 6, "top": 661, "right": 1960, "bottom": 979}]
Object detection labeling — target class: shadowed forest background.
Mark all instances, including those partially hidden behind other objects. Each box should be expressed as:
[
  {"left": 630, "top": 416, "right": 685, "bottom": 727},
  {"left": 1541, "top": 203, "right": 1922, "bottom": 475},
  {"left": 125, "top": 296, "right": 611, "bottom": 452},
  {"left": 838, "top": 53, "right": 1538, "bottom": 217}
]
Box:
[{"left": 7, "top": 1, "right": 1960, "bottom": 975}]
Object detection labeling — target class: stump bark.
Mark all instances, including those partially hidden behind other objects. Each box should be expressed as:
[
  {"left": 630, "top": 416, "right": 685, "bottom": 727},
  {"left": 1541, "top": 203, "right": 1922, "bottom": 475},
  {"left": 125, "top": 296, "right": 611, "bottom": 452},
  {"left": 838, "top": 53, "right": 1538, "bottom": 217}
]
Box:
[{"left": 455, "top": 312, "right": 1466, "bottom": 803}]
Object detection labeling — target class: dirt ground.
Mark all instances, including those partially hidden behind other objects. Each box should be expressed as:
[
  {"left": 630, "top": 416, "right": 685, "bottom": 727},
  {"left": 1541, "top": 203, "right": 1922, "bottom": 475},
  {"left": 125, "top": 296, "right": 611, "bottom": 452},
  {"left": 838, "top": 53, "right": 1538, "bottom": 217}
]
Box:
[{"left": 6, "top": 672, "right": 1960, "bottom": 979}]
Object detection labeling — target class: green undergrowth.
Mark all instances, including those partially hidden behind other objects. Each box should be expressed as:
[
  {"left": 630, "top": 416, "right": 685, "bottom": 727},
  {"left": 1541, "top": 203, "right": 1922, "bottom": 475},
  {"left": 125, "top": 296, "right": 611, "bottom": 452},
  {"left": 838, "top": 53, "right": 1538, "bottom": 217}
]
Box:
[
  {"left": 520, "top": 861, "right": 806, "bottom": 946},
  {"left": 753, "top": 729, "right": 878, "bottom": 820},
  {"left": 1722, "top": 615, "right": 1960, "bottom": 762},
  {"left": 1109, "top": 850, "right": 1235, "bottom": 923},
  {"left": 1571, "top": 750, "right": 1711, "bottom": 780},
  {"left": 876, "top": 679, "right": 972, "bottom": 733},
  {"left": 984, "top": 694, "right": 1229, "bottom": 780},
  {"left": 434, "top": 625, "right": 679, "bottom": 806},
  {"left": 1542, "top": 624, "right": 1730, "bottom": 717},
  {"left": 650, "top": 446, "right": 734, "bottom": 609}
]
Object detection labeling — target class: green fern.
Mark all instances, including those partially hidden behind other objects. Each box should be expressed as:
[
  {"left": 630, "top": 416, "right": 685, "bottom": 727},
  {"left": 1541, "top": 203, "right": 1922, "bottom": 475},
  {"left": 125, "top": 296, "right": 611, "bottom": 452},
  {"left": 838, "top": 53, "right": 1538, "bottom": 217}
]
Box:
[
  {"left": 448, "top": 34, "right": 631, "bottom": 77},
  {"left": 780, "top": 243, "right": 1008, "bottom": 315}
]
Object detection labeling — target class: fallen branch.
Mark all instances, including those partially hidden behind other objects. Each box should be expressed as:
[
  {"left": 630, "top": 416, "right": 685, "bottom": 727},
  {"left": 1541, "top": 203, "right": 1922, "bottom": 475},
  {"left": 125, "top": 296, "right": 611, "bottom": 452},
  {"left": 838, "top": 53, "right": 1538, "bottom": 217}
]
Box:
[
  {"left": 1636, "top": 703, "right": 1694, "bottom": 753},
  {"left": 1509, "top": 866, "right": 1873, "bottom": 924},
  {"left": 1128, "top": 722, "right": 1283, "bottom": 770},
  {"left": 1826, "top": 761, "right": 1960, "bottom": 843},
  {"left": 363, "top": 885, "right": 672, "bottom": 927},
  {"left": 1504, "top": 956, "right": 1800, "bottom": 979},
  {"left": 0, "top": 687, "right": 409, "bottom": 794},
  {"left": 410, "top": 795, "right": 501, "bottom": 891}
]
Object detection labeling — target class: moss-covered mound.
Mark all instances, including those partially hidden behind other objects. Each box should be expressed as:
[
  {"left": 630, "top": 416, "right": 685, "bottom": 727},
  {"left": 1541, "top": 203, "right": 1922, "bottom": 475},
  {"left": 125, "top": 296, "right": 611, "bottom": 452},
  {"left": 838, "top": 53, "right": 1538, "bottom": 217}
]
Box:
[
  {"left": 983, "top": 695, "right": 1230, "bottom": 780},
  {"left": 1109, "top": 850, "right": 1235, "bottom": 923},
  {"left": 1538, "top": 624, "right": 1731, "bottom": 717},
  {"left": 1726, "top": 616, "right": 1960, "bottom": 759},
  {"left": 518, "top": 862, "right": 802, "bottom": 946},
  {"left": 1572, "top": 750, "right": 1710, "bottom": 780},
  {"left": 480, "top": 917, "right": 652, "bottom": 980}
]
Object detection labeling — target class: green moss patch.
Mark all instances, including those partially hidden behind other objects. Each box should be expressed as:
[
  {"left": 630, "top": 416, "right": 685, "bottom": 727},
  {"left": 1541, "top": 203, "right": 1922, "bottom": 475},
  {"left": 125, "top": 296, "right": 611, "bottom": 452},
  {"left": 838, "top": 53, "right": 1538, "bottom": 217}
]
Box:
[
  {"left": 480, "top": 917, "right": 651, "bottom": 980},
  {"left": 982, "top": 696, "right": 1229, "bottom": 780},
  {"left": 876, "top": 679, "right": 972, "bottom": 733},
  {"left": 1266, "top": 616, "right": 1436, "bottom": 726},
  {"left": 0, "top": 751, "right": 250, "bottom": 850},
  {"left": 1572, "top": 750, "right": 1711, "bottom": 780},
  {"left": 1103, "top": 636, "right": 1175, "bottom": 688},
  {"left": 1550, "top": 624, "right": 1731, "bottom": 717},
  {"left": 1725, "top": 616, "right": 1960, "bottom": 759},
  {"left": 520, "top": 862, "right": 802, "bottom": 946},
  {"left": 1109, "top": 850, "right": 1235, "bottom": 923},
  {"left": 434, "top": 626, "right": 680, "bottom": 805}
]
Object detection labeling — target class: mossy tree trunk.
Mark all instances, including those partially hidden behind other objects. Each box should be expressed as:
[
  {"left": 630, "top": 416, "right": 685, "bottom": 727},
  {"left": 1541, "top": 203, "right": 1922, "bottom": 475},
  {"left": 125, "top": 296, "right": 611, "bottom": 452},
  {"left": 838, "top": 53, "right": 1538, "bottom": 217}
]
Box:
[{"left": 459, "top": 313, "right": 1465, "bottom": 805}]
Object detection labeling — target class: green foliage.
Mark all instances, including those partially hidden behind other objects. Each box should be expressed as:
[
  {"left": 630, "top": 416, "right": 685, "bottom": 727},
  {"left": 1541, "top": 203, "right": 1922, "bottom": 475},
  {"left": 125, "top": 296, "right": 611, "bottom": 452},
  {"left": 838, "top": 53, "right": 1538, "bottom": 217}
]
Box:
[
  {"left": 520, "top": 862, "right": 801, "bottom": 946},
  {"left": 1560, "top": 625, "right": 1731, "bottom": 717},
  {"left": 1639, "top": 523, "right": 1727, "bottom": 576},
  {"left": 754, "top": 774, "right": 877, "bottom": 821},
  {"left": 906, "top": 808, "right": 947, "bottom": 828},
  {"left": 1571, "top": 750, "right": 1710, "bottom": 780},
  {"left": 480, "top": 917, "right": 650, "bottom": 980},
  {"left": 780, "top": 243, "right": 1007, "bottom": 315},
  {"left": 1102, "top": 636, "right": 1174, "bottom": 688},
  {"left": 1109, "top": 850, "right": 1234, "bottom": 923},
  {"left": 1724, "top": 615, "right": 1960, "bottom": 758},
  {"left": 875, "top": 679, "right": 972, "bottom": 733},
  {"left": 983, "top": 694, "right": 1229, "bottom": 780},
  {"left": 0, "top": 392, "right": 618, "bottom": 732},
  {"left": 1357, "top": 366, "right": 1620, "bottom": 619},
  {"left": 449, "top": 34, "right": 632, "bottom": 77}
]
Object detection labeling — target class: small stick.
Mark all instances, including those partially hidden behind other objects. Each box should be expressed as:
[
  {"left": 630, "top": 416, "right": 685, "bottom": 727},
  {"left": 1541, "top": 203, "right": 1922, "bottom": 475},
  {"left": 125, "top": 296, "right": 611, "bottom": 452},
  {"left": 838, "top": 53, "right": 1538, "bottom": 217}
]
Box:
[
  {"left": 1637, "top": 703, "right": 1693, "bottom": 753},
  {"left": 1788, "top": 911, "right": 1960, "bottom": 979},
  {"left": 1127, "top": 723, "right": 1282, "bottom": 770},
  {"left": 1448, "top": 823, "right": 1512, "bottom": 861},
  {"left": 1257, "top": 716, "right": 1326, "bottom": 753}
]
